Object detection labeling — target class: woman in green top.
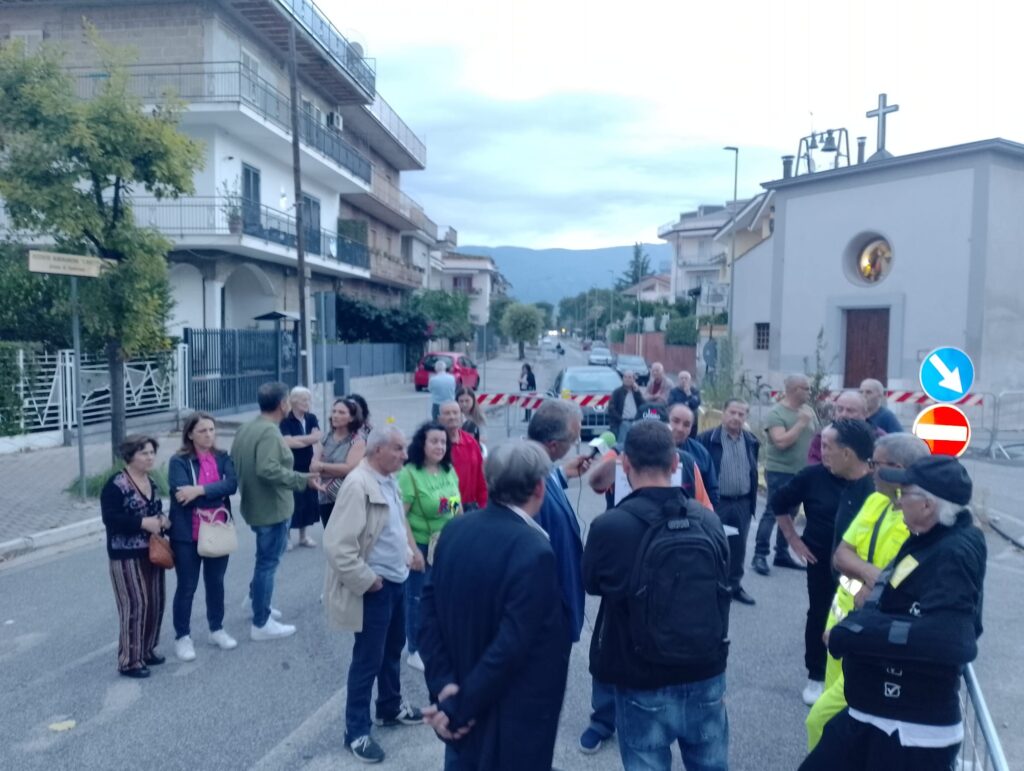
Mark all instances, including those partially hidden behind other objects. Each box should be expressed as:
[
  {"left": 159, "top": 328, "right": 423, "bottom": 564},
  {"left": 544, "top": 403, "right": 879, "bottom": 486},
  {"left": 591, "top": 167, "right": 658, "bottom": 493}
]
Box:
[{"left": 398, "top": 421, "right": 462, "bottom": 672}]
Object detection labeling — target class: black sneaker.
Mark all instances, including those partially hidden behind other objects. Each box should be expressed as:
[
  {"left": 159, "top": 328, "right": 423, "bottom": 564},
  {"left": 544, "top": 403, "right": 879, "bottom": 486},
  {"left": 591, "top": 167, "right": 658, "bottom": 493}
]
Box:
[
  {"left": 376, "top": 702, "right": 423, "bottom": 727},
  {"left": 751, "top": 555, "right": 770, "bottom": 576},
  {"left": 349, "top": 735, "right": 385, "bottom": 764}
]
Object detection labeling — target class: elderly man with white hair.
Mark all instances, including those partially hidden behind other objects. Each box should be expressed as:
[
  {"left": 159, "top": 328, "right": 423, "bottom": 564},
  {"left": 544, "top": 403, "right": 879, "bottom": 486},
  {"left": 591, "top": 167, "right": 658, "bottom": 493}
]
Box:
[
  {"left": 806, "top": 389, "right": 884, "bottom": 466},
  {"left": 668, "top": 370, "right": 701, "bottom": 439},
  {"left": 859, "top": 378, "right": 903, "bottom": 435},
  {"left": 324, "top": 425, "right": 425, "bottom": 764},
  {"left": 428, "top": 359, "right": 457, "bottom": 420},
  {"left": 645, "top": 361, "right": 670, "bottom": 404},
  {"left": 802, "top": 455, "right": 986, "bottom": 771}
]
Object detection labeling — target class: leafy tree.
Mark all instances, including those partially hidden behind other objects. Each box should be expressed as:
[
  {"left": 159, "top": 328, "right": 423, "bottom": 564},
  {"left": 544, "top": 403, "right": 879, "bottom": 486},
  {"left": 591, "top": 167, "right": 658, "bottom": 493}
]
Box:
[
  {"left": 616, "top": 242, "right": 653, "bottom": 290},
  {"left": 0, "top": 242, "right": 72, "bottom": 347},
  {"left": 500, "top": 303, "right": 543, "bottom": 360},
  {"left": 411, "top": 290, "right": 473, "bottom": 343},
  {"left": 0, "top": 36, "right": 204, "bottom": 458},
  {"left": 533, "top": 301, "right": 554, "bottom": 331},
  {"left": 489, "top": 294, "right": 514, "bottom": 342}
]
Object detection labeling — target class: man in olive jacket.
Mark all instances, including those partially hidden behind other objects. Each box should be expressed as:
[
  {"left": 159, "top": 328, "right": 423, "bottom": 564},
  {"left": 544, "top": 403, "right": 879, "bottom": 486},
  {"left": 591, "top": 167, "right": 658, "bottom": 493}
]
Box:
[{"left": 231, "top": 381, "right": 317, "bottom": 640}]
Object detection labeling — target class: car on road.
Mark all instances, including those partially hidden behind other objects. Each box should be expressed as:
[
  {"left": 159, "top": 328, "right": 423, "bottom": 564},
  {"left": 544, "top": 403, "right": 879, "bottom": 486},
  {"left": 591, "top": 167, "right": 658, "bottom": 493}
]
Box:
[
  {"left": 613, "top": 354, "right": 650, "bottom": 385},
  {"left": 587, "top": 345, "right": 615, "bottom": 366},
  {"left": 413, "top": 352, "right": 480, "bottom": 391},
  {"left": 549, "top": 365, "right": 623, "bottom": 440}
]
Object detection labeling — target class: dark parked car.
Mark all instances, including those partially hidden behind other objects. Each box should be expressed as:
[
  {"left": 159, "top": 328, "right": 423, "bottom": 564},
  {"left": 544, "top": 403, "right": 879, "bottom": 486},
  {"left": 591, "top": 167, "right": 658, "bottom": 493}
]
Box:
[
  {"left": 549, "top": 366, "right": 622, "bottom": 440},
  {"left": 614, "top": 354, "right": 650, "bottom": 385}
]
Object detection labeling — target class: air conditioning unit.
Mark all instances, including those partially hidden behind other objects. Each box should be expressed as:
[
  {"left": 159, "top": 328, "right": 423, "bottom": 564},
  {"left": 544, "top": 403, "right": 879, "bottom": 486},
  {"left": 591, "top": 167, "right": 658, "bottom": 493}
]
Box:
[{"left": 327, "top": 111, "right": 343, "bottom": 130}]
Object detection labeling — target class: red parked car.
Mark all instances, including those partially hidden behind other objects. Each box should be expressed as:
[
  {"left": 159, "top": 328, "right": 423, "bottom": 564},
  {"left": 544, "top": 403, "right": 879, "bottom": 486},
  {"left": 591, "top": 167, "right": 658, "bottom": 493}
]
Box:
[{"left": 414, "top": 352, "right": 481, "bottom": 391}]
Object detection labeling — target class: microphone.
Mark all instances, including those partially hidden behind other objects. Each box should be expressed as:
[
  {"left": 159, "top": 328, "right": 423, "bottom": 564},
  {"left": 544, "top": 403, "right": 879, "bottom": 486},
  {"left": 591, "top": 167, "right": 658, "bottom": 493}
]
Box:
[{"left": 584, "top": 431, "right": 617, "bottom": 459}]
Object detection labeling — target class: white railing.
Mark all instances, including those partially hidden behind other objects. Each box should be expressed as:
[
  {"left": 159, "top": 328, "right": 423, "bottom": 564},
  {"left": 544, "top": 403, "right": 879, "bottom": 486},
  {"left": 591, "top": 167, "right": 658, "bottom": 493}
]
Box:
[{"left": 12, "top": 346, "right": 185, "bottom": 434}]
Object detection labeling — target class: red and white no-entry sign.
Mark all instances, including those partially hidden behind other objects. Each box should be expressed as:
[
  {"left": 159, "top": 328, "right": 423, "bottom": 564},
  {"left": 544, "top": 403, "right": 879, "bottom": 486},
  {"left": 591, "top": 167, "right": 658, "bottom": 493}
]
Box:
[{"left": 912, "top": 404, "right": 972, "bottom": 457}]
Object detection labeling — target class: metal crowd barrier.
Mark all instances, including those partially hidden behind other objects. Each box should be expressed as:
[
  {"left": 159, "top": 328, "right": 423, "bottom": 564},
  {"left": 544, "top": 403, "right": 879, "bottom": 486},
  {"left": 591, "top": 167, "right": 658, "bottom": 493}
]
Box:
[
  {"left": 958, "top": 663, "right": 1010, "bottom": 771},
  {"left": 985, "top": 389, "right": 1024, "bottom": 460}
]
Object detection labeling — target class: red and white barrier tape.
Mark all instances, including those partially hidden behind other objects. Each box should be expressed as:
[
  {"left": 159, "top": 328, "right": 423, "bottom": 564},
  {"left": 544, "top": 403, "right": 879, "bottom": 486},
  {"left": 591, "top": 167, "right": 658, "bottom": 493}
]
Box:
[
  {"left": 477, "top": 393, "right": 610, "bottom": 409},
  {"left": 766, "top": 390, "right": 984, "bottom": 406}
]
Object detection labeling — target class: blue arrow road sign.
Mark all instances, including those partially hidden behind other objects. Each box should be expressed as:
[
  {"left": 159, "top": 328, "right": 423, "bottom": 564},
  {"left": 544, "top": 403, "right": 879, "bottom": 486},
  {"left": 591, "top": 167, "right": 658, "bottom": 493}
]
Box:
[{"left": 919, "top": 347, "right": 974, "bottom": 403}]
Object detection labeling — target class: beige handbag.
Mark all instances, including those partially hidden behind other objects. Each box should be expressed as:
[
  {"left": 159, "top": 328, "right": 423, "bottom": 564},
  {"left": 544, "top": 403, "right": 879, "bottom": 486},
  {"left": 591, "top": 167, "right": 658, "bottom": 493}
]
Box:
[
  {"left": 190, "top": 461, "right": 238, "bottom": 558},
  {"left": 197, "top": 506, "right": 237, "bottom": 558}
]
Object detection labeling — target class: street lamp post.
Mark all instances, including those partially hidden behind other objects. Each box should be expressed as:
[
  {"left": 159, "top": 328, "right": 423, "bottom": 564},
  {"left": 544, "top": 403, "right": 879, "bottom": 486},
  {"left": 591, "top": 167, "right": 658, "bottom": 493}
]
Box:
[{"left": 723, "top": 146, "right": 739, "bottom": 341}]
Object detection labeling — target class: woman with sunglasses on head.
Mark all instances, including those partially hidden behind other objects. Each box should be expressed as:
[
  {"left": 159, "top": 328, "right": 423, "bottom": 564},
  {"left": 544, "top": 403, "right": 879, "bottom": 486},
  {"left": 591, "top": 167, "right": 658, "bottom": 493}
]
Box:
[
  {"left": 167, "top": 412, "right": 239, "bottom": 662},
  {"left": 311, "top": 398, "right": 366, "bottom": 527}
]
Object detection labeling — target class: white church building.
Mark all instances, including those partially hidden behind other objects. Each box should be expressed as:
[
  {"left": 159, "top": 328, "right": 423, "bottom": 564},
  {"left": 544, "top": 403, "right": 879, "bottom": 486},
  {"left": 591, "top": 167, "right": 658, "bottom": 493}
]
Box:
[{"left": 731, "top": 131, "right": 1024, "bottom": 397}]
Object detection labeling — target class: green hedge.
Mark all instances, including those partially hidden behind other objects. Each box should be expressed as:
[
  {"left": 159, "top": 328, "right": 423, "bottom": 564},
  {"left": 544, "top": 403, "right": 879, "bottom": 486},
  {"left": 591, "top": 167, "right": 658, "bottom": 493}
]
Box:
[
  {"left": 0, "top": 342, "right": 29, "bottom": 437},
  {"left": 666, "top": 317, "right": 698, "bottom": 346}
]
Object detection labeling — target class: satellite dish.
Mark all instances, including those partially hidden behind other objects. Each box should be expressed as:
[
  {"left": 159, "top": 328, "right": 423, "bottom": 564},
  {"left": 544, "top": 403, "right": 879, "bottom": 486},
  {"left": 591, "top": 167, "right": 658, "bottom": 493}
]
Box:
[
  {"left": 350, "top": 42, "right": 364, "bottom": 58},
  {"left": 342, "top": 28, "right": 367, "bottom": 59}
]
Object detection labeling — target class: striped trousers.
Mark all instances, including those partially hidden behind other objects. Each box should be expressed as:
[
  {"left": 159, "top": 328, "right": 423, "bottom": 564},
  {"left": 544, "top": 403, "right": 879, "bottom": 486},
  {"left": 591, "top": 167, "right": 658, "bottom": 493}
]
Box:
[{"left": 108, "top": 557, "right": 165, "bottom": 672}]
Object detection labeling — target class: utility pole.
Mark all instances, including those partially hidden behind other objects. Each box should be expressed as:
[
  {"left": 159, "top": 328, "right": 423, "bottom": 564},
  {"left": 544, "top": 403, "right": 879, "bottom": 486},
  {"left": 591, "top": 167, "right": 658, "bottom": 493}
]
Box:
[
  {"left": 288, "top": 20, "right": 309, "bottom": 385},
  {"left": 724, "top": 146, "right": 739, "bottom": 341}
]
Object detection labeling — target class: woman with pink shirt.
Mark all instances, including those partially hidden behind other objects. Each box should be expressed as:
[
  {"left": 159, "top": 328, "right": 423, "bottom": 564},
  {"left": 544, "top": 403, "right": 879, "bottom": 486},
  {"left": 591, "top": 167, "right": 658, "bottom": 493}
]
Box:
[{"left": 168, "top": 412, "right": 239, "bottom": 662}]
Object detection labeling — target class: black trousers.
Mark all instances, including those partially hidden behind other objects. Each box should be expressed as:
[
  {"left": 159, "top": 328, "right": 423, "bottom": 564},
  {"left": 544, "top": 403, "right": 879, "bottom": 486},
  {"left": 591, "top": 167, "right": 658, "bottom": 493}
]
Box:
[
  {"left": 800, "top": 709, "right": 960, "bottom": 771},
  {"left": 805, "top": 555, "right": 838, "bottom": 681},
  {"left": 717, "top": 495, "right": 753, "bottom": 590}
]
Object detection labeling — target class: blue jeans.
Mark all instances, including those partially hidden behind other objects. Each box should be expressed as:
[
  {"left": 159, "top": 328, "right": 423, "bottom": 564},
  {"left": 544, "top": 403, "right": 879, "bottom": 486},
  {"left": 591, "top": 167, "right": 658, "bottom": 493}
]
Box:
[
  {"left": 614, "top": 674, "right": 729, "bottom": 771},
  {"left": 754, "top": 471, "right": 796, "bottom": 558},
  {"left": 345, "top": 579, "right": 406, "bottom": 744},
  {"left": 171, "top": 539, "right": 229, "bottom": 638},
  {"left": 249, "top": 520, "right": 289, "bottom": 628},
  {"left": 404, "top": 543, "right": 431, "bottom": 654},
  {"left": 588, "top": 677, "right": 617, "bottom": 739}
]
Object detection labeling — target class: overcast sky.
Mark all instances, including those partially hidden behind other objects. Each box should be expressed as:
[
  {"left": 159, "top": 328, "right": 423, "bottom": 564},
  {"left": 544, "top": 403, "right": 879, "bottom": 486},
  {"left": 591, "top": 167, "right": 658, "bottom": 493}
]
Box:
[{"left": 324, "top": 0, "right": 1018, "bottom": 248}]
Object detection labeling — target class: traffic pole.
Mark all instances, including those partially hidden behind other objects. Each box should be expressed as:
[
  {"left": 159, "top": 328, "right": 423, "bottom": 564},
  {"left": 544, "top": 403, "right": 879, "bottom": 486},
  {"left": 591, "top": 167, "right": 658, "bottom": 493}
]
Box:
[{"left": 70, "top": 277, "right": 87, "bottom": 499}]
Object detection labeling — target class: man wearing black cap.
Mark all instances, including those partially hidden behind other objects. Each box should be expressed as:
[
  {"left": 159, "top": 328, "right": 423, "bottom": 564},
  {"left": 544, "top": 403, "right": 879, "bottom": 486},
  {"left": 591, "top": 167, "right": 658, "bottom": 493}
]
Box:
[{"left": 800, "top": 456, "right": 987, "bottom": 771}]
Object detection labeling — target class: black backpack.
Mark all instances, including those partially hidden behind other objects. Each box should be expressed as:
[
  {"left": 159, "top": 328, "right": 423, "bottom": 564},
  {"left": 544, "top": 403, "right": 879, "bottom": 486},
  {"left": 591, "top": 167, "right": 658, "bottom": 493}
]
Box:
[{"left": 623, "top": 495, "right": 731, "bottom": 667}]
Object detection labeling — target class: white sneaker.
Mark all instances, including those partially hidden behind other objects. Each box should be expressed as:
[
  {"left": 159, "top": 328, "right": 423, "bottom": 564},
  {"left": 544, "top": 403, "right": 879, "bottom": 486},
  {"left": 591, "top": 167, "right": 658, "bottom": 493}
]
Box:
[
  {"left": 406, "top": 651, "right": 425, "bottom": 671},
  {"left": 250, "top": 617, "right": 297, "bottom": 641},
  {"left": 175, "top": 636, "right": 196, "bottom": 662},
  {"left": 241, "top": 597, "right": 283, "bottom": 621},
  {"left": 209, "top": 629, "right": 238, "bottom": 650},
  {"left": 802, "top": 679, "right": 824, "bottom": 706}
]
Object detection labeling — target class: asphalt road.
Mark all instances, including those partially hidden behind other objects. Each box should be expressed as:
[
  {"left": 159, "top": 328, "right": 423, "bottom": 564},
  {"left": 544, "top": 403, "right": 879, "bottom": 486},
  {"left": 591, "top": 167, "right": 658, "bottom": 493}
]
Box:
[{"left": 0, "top": 343, "right": 1019, "bottom": 770}]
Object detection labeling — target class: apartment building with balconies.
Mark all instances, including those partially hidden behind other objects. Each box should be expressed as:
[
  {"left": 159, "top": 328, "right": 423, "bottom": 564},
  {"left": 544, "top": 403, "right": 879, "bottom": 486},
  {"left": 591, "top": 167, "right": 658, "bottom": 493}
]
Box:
[{"left": 1, "top": 0, "right": 437, "bottom": 331}]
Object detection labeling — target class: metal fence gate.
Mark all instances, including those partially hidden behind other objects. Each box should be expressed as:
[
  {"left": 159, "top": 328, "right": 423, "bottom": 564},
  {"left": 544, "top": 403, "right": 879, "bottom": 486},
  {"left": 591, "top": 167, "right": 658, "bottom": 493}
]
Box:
[{"left": 183, "top": 328, "right": 298, "bottom": 413}]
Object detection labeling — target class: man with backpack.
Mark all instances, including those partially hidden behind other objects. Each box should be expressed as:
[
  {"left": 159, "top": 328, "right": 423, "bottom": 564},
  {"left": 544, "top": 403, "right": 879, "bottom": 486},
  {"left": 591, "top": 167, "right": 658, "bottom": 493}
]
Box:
[{"left": 583, "top": 419, "right": 731, "bottom": 771}]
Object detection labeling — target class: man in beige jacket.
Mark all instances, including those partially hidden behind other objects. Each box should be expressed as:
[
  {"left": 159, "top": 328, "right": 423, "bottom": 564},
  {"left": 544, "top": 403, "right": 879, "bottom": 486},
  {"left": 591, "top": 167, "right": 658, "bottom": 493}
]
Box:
[{"left": 323, "top": 425, "right": 424, "bottom": 764}]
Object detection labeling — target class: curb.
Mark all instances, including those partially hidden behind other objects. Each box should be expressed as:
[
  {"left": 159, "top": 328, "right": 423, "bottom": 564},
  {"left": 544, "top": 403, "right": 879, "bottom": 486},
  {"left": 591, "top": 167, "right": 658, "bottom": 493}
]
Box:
[{"left": 0, "top": 516, "right": 104, "bottom": 561}]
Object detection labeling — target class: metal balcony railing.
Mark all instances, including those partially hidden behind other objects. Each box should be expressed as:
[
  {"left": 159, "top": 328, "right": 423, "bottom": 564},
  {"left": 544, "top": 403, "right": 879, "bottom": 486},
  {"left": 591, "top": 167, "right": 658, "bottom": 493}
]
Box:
[
  {"left": 275, "top": 0, "right": 375, "bottom": 96},
  {"left": 368, "top": 94, "right": 427, "bottom": 166},
  {"left": 70, "top": 62, "right": 371, "bottom": 183},
  {"left": 370, "top": 249, "right": 424, "bottom": 288},
  {"left": 131, "top": 195, "right": 370, "bottom": 270}
]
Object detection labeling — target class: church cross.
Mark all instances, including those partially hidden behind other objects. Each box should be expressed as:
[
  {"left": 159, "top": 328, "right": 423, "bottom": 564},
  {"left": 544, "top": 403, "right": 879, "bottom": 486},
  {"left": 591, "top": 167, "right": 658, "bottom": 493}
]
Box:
[{"left": 866, "top": 93, "right": 899, "bottom": 157}]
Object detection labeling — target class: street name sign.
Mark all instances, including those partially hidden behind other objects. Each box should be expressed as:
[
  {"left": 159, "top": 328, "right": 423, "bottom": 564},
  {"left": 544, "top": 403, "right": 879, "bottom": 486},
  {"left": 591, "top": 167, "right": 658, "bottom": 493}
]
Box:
[{"left": 28, "top": 250, "right": 105, "bottom": 278}]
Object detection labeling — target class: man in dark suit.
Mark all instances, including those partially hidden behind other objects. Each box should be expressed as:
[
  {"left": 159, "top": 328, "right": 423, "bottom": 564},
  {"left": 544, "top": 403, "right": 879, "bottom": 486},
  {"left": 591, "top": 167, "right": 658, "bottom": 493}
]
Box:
[
  {"left": 697, "top": 397, "right": 761, "bottom": 605},
  {"left": 418, "top": 441, "right": 571, "bottom": 771}
]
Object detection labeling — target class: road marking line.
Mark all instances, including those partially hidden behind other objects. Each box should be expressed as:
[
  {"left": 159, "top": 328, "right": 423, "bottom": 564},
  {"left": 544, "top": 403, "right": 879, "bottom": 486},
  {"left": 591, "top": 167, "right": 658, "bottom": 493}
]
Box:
[{"left": 251, "top": 686, "right": 347, "bottom": 770}]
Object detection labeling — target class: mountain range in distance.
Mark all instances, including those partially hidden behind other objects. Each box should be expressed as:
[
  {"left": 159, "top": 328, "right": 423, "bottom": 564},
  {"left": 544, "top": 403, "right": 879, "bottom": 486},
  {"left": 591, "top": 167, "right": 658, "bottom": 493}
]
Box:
[{"left": 457, "top": 242, "right": 674, "bottom": 305}]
